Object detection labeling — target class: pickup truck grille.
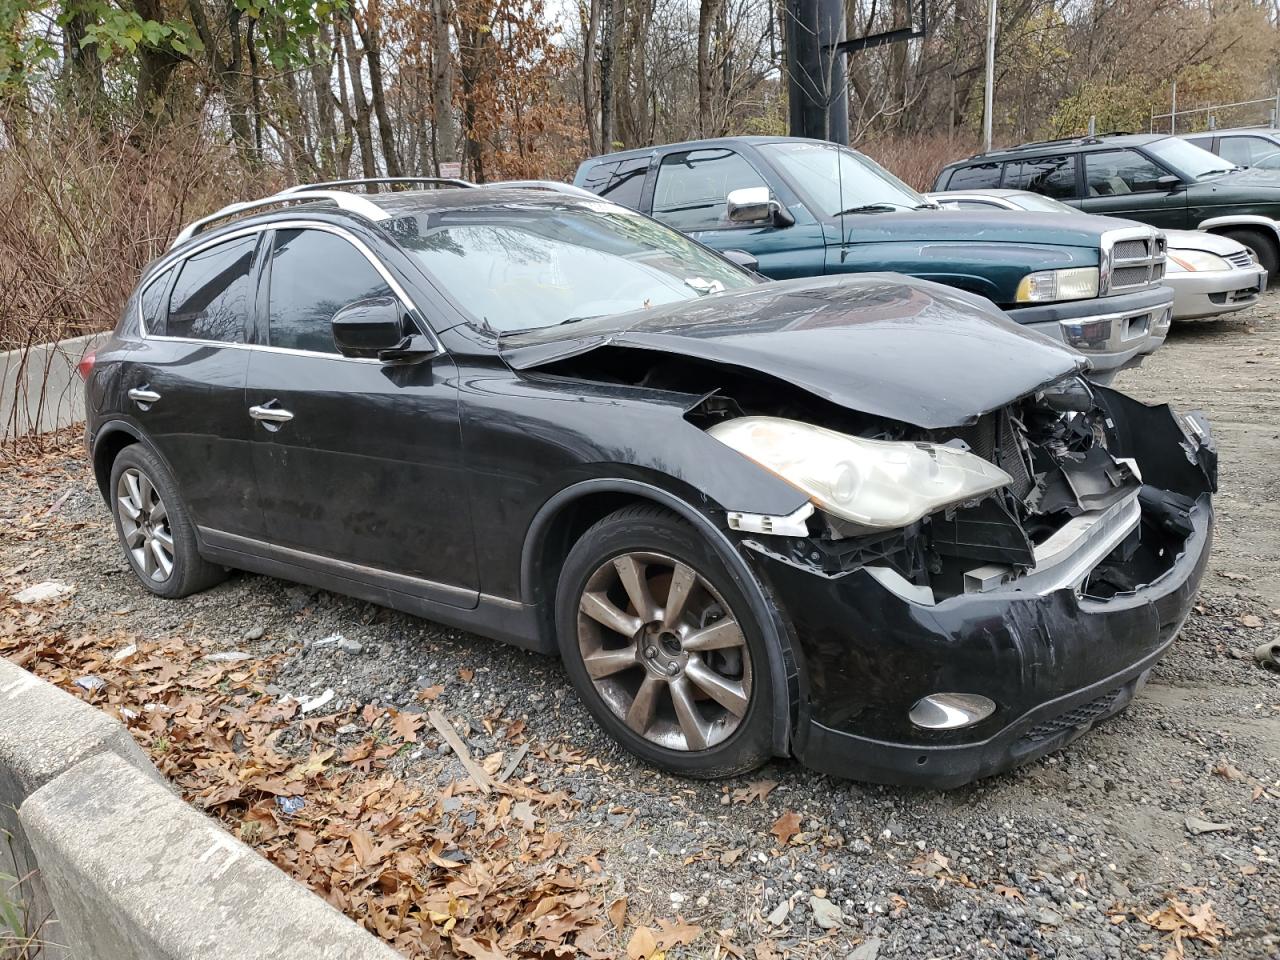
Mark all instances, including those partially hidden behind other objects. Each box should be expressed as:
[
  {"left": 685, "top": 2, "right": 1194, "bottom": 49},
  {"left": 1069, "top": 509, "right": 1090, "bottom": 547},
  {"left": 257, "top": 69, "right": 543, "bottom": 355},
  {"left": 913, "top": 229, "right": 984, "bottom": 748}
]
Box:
[{"left": 1102, "top": 229, "right": 1167, "bottom": 295}]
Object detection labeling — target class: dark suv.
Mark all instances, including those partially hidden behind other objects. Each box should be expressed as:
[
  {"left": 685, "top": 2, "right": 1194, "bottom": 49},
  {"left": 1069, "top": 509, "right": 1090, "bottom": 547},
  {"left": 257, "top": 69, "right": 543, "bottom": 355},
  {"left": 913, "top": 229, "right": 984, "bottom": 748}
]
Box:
[
  {"left": 81, "top": 179, "right": 1216, "bottom": 788},
  {"left": 574, "top": 137, "right": 1175, "bottom": 382},
  {"left": 935, "top": 133, "right": 1280, "bottom": 276}
]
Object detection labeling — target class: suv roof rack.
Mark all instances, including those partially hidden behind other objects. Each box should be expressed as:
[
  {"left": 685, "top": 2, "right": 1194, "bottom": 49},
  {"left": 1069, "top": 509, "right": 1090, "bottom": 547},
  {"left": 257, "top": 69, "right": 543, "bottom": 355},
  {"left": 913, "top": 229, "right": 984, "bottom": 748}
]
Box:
[
  {"left": 969, "top": 131, "right": 1147, "bottom": 160},
  {"left": 171, "top": 190, "right": 396, "bottom": 248},
  {"left": 172, "top": 177, "right": 477, "bottom": 248},
  {"left": 277, "top": 176, "right": 475, "bottom": 194},
  {"left": 492, "top": 179, "right": 599, "bottom": 198}
]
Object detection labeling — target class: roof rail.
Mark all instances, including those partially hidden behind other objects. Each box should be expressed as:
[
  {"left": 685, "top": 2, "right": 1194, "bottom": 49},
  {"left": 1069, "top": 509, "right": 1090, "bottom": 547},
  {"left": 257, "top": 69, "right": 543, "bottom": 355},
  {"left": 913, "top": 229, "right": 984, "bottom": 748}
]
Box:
[
  {"left": 277, "top": 177, "right": 475, "bottom": 194},
  {"left": 491, "top": 179, "right": 599, "bottom": 199},
  {"left": 171, "top": 189, "right": 392, "bottom": 248}
]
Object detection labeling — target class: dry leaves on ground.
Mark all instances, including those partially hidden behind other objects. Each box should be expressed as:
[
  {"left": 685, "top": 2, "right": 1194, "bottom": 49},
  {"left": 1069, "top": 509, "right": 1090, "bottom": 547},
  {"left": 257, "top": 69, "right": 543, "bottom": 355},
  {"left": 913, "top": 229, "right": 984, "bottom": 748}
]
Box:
[
  {"left": 0, "top": 611, "right": 617, "bottom": 960},
  {"left": 1137, "top": 897, "right": 1230, "bottom": 959}
]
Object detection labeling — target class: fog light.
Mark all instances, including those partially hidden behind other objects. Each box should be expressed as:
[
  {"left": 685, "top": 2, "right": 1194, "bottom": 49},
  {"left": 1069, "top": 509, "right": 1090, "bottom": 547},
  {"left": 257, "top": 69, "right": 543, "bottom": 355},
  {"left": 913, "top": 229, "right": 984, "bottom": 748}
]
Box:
[{"left": 909, "top": 693, "right": 997, "bottom": 730}]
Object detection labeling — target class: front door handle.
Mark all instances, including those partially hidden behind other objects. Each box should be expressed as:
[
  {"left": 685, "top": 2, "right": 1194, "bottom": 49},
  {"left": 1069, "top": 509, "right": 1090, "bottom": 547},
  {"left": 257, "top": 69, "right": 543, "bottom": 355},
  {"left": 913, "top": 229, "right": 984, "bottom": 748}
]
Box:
[
  {"left": 249, "top": 401, "right": 294, "bottom": 424},
  {"left": 127, "top": 386, "right": 161, "bottom": 405}
]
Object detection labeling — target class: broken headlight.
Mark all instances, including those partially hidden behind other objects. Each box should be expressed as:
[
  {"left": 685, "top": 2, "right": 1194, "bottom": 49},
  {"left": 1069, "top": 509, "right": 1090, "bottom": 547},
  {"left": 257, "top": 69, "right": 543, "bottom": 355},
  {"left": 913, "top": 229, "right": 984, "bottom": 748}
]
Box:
[
  {"left": 1015, "top": 267, "right": 1099, "bottom": 303},
  {"left": 708, "top": 417, "right": 1012, "bottom": 530}
]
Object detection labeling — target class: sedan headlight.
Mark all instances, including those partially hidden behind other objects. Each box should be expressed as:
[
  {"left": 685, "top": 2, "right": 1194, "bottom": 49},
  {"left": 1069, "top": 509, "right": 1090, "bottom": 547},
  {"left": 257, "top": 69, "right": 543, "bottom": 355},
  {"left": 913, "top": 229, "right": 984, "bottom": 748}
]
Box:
[
  {"left": 1167, "top": 249, "right": 1231, "bottom": 272},
  {"left": 1015, "top": 267, "right": 1099, "bottom": 303},
  {"left": 708, "top": 417, "right": 1012, "bottom": 529}
]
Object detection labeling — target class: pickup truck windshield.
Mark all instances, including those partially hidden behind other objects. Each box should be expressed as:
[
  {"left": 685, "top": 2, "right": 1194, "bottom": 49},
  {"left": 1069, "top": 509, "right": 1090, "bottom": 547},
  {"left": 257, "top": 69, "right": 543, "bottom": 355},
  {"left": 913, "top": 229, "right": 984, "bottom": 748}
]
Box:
[
  {"left": 760, "top": 141, "right": 929, "bottom": 216},
  {"left": 393, "top": 200, "right": 756, "bottom": 333},
  {"left": 1145, "top": 137, "right": 1237, "bottom": 180}
]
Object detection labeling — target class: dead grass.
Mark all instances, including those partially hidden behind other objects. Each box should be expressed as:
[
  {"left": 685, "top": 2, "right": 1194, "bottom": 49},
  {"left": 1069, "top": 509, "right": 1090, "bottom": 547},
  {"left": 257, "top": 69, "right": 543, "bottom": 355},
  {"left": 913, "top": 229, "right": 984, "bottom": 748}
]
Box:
[{"left": 859, "top": 132, "right": 979, "bottom": 192}]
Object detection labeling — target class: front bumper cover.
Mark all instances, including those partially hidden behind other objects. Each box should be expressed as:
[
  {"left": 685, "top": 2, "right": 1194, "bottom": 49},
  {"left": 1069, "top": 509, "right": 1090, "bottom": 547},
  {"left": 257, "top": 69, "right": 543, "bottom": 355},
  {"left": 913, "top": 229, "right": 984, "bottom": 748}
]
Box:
[
  {"left": 752, "top": 391, "right": 1217, "bottom": 789},
  {"left": 1168, "top": 264, "right": 1267, "bottom": 320}
]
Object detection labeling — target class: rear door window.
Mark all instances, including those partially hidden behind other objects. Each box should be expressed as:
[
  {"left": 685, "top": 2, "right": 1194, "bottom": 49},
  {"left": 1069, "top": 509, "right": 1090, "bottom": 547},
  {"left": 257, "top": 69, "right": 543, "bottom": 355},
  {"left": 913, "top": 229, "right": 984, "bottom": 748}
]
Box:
[
  {"left": 1083, "top": 150, "right": 1170, "bottom": 195},
  {"left": 652, "top": 149, "right": 769, "bottom": 231},
  {"left": 944, "top": 162, "right": 1002, "bottom": 190},
  {"left": 166, "top": 235, "right": 257, "bottom": 343},
  {"left": 1003, "top": 155, "right": 1078, "bottom": 199},
  {"left": 266, "top": 229, "right": 394, "bottom": 355},
  {"left": 1217, "top": 135, "right": 1279, "bottom": 167}
]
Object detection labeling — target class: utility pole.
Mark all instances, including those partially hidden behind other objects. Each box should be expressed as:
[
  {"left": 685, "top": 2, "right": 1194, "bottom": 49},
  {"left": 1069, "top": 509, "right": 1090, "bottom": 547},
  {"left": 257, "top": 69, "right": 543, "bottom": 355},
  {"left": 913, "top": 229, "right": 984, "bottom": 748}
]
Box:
[
  {"left": 983, "top": 0, "right": 996, "bottom": 151},
  {"left": 1170, "top": 80, "right": 1177, "bottom": 135}
]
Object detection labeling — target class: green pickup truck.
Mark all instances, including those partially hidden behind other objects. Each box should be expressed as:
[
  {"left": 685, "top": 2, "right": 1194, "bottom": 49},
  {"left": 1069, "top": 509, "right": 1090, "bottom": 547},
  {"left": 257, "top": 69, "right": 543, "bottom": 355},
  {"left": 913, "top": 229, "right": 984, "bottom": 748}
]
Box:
[
  {"left": 573, "top": 136, "right": 1174, "bottom": 383},
  {"left": 935, "top": 133, "right": 1280, "bottom": 279}
]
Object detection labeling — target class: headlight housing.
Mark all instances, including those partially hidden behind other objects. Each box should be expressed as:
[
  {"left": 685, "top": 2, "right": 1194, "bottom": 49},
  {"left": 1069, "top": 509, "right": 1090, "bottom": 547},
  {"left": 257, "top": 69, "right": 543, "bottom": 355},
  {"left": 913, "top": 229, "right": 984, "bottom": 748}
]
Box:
[
  {"left": 1015, "top": 266, "right": 1099, "bottom": 303},
  {"left": 708, "top": 417, "right": 1012, "bottom": 529},
  {"left": 1167, "top": 249, "right": 1231, "bottom": 272}
]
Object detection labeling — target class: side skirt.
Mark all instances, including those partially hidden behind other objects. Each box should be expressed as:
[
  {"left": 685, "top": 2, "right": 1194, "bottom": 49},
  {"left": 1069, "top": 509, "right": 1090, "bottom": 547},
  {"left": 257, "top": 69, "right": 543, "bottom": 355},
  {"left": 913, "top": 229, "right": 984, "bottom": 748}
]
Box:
[{"left": 197, "top": 528, "right": 553, "bottom": 655}]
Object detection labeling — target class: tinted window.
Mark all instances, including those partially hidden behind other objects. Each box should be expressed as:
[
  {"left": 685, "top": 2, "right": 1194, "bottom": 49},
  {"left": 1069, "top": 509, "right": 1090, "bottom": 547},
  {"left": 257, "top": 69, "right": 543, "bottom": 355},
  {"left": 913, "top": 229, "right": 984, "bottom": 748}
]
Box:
[
  {"left": 652, "top": 149, "right": 768, "bottom": 230},
  {"left": 945, "top": 163, "right": 1002, "bottom": 189},
  {"left": 1003, "top": 155, "right": 1077, "bottom": 199},
  {"left": 1084, "top": 150, "right": 1170, "bottom": 195},
  {"left": 601, "top": 157, "right": 650, "bottom": 209},
  {"left": 140, "top": 268, "right": 171, "bottom": 335},
  {"left": 1185, "top": 136, "right": 1214, "bottom": 150},
  {"left": 1218, "top": 135, "right": 1278, "bottom": 167},
  {"left": 167, "top": 236, "right": 256, "bottom": 343},
  {"left": 580, "top": 160, "right": 618, "bottom": 193},
  {"left": 267, "top": 230, "right": 394, "bottom": 354}
]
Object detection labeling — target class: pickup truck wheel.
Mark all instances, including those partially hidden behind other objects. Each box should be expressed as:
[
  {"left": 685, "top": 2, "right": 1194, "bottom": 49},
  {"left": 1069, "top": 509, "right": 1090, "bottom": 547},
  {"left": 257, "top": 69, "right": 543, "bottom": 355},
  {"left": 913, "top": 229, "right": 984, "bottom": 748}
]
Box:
[{"left": 1220, "top": 228, "right": 1278, "bottom": 281}]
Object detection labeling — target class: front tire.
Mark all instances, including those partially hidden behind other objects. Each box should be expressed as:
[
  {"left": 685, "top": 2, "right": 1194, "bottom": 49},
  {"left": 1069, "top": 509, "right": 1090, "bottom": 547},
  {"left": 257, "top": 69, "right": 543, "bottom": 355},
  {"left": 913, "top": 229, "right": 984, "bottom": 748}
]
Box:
[
  {"left": 555, "top": 504, "right": 776, "bottom": 778},
  {"left": 109, "top": 445, "right": 226, "bottom": 599}
]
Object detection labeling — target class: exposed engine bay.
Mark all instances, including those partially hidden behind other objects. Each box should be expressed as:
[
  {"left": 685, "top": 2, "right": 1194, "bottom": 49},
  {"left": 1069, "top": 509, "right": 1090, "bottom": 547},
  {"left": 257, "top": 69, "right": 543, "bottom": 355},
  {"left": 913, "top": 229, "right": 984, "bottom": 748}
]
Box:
[{"left": 529, "top": 347, "right": 1217, "bottom": 606}]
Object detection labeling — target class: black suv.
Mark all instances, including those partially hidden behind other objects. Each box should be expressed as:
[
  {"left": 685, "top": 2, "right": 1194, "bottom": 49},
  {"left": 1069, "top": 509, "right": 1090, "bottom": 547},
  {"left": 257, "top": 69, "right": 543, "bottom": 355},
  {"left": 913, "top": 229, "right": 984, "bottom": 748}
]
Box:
[
  {"left": 936, "top": 133, "right": 1280, "bottom": 276},
  {"left": 81, "top": 179, "right": 1216, "bottom": 788}
]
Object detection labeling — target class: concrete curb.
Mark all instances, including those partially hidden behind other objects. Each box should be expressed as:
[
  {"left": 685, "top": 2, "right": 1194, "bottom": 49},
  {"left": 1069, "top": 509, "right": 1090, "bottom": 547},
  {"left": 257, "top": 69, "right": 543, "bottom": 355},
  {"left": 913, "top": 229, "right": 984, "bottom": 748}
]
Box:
[
  {"left": 1, "top": 333, "right": 108, "bottom": 440},
  {"left": 1, "top": 656, "right": 162, "bottom": 958},
  {"left": 1, "top": 658, "right": 401, "bottom": 960}
]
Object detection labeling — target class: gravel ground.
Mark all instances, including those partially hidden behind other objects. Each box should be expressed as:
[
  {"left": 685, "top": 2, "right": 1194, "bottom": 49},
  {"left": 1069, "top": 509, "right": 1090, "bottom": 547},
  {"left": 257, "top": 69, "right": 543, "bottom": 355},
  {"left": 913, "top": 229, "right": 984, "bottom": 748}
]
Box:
[{"left": 4, "top": 297, "right": 1280, "bottom": 960}]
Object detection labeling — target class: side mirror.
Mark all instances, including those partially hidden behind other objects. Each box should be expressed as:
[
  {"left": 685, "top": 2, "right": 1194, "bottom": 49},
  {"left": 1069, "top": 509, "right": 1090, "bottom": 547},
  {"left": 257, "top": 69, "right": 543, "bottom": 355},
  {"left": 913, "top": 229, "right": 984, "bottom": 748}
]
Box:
[
  {"left": 722, "top": 249, "right": 760, "bottom": 273},
  {"left": 1155, "top": 174, "right": 1184, "bottom": 191},
  {"left": 726, "top": 187, "right": 795, "bottom": 228},
  {"left": 331, "top": 296, "right": 431, "bottom": 362}
]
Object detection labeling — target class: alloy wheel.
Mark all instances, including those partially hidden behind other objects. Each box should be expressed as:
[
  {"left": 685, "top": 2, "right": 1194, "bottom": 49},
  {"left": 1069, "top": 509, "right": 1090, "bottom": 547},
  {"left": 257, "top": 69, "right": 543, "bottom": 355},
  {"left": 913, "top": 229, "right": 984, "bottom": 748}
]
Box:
[
  {"left": 576, "top": 551, "right": 752, "bottom": 751},
  {"left": 116, "top": 467, "right": 175, "bottom": 583}
]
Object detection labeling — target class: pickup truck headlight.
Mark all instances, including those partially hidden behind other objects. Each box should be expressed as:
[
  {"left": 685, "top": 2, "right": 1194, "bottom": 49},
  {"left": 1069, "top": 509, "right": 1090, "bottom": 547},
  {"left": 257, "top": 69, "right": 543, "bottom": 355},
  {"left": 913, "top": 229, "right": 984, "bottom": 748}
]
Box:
[
  {"left": 1167, "top": 250, "right": 1230, "bottom": 272},
  {"left": 1015, "top": 267, "right": 1099, "bottom": 303},
  {"left": 708, "top": 417, "right": 1012, "bottom": 529}
]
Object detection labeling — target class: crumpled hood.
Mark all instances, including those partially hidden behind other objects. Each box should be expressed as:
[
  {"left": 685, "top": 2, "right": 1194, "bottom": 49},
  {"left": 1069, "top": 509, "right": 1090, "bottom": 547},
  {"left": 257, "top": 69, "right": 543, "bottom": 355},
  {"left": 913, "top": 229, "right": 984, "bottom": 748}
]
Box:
[
  {"left": 843, "top": 208, "right": 1128, "bottom": 249},
  {"left": 499, "top": 274, "right": 1086, "bottom": 429}
]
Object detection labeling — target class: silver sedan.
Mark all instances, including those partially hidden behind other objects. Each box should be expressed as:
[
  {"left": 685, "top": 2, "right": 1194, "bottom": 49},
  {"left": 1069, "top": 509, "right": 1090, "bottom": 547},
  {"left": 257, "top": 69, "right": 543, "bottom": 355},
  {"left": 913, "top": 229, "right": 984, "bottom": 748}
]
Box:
[{"left": 928, "top": 188, "right": 1267, "bottom": 320}]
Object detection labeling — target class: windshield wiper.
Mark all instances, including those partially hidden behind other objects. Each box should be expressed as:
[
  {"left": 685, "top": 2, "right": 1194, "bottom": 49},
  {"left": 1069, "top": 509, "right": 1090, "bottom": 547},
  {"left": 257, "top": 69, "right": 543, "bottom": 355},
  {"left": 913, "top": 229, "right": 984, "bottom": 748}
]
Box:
[
  {"left": 1197, "top": 167, "right": 1238, "bottom": 178},
  {"left": 834, "top": 203, "right": 904, "bottom": 215}
]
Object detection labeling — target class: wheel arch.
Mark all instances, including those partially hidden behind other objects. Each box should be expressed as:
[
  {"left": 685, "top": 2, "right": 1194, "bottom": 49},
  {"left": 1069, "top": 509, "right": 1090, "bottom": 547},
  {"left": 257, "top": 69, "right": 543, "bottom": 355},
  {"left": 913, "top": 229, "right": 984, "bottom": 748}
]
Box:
[
  {"left": 520, "top": 478, "right": 798, "bottom": 756},
  {"left": 1197, "top": 214, "right": 1280, "bottom": 244},
  {"left": 90, "top": 421, "right": 174, "bottom": 503}
]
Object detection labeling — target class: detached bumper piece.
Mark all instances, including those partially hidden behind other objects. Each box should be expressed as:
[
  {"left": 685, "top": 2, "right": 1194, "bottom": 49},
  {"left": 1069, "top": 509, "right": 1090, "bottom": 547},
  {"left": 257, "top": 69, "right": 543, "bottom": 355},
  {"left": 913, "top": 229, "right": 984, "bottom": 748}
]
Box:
[{"left": 753, "top": 382, "right": 1217, "bottom": 788}]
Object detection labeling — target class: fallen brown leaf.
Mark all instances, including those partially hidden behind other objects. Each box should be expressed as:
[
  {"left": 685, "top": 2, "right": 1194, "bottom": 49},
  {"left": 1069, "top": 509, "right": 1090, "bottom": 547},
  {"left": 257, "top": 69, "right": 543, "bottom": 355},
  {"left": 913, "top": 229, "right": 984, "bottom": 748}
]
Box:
[{"left": 770, "top": 810, "right": 802, "bottom": 846}]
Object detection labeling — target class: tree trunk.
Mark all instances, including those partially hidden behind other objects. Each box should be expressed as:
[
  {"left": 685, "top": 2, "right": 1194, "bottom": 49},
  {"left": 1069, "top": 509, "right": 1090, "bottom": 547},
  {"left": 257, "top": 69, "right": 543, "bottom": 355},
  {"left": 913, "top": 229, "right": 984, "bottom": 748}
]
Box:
[
  {"left": 697, "top": 0, "right": 726, "bottom": 137},
  {"left": 431, "top": 0, "right": 456, "bottom": 170},
  {"left": 340, "top": 13, "right": 378, "bottom": 179},
  {"left": 62, "top": 2, "right": 104, "bottom": 114},
  {"left": 600, "top": 0, "right": 615, "bottom": 149},
  {"left": 357, "top": 0, "right": 403, "bottom": 178},
  {"left": 133, "top": 0, "right": 183, "bottom": 122},
  {"left": 582, "top": 0, "right": 602, "bottom": 155}
]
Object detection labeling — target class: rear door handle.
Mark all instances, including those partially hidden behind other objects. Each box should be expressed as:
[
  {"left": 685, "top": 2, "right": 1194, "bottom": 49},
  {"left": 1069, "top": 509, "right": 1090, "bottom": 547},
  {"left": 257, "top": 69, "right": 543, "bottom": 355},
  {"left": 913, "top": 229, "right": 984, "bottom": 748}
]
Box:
[
  {"left": 249, "top": 402, "right": 294, "bottom": 424},
  {"left": 127, "top": 386, "right": 161, "bottom": 405}
]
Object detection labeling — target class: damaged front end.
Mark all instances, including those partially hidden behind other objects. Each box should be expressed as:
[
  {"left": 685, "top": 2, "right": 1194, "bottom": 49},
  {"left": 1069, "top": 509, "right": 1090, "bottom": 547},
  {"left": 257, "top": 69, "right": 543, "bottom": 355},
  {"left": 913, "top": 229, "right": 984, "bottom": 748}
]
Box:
[{"left": 693, "top": 375, "right": 1217, "bottom": 787}]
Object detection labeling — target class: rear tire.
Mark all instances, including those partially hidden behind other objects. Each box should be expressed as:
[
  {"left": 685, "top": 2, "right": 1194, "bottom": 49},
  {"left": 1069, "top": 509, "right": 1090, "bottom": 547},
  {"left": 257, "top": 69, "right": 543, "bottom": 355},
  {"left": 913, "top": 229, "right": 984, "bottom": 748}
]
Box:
[
  {"left": 555, "top": 503, "right": 776, "bottom": 779},
  {"left": 1220, "top": 228, "right": 1278, "bottom": 281},
  {"left": 109, "top": 445, "right": 227, "bottom": 599}
]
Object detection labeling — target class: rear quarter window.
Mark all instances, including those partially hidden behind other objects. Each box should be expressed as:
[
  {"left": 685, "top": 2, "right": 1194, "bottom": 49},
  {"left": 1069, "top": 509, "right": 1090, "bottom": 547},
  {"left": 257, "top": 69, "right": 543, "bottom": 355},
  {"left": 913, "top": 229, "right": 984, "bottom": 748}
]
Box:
[
  {"left": 138, "top": 268, "right": 172, "bottom": 336},
  {"left": 944, "top": 162, "right": 1002, "bottom": 190}
]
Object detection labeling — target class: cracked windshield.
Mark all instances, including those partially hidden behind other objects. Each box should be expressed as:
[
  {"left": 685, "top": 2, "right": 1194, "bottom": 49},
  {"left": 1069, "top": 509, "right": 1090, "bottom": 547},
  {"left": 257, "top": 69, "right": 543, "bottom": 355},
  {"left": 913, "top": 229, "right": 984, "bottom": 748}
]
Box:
[{"left": 393, "top": 201, "right": 755, "bottom": 332}]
